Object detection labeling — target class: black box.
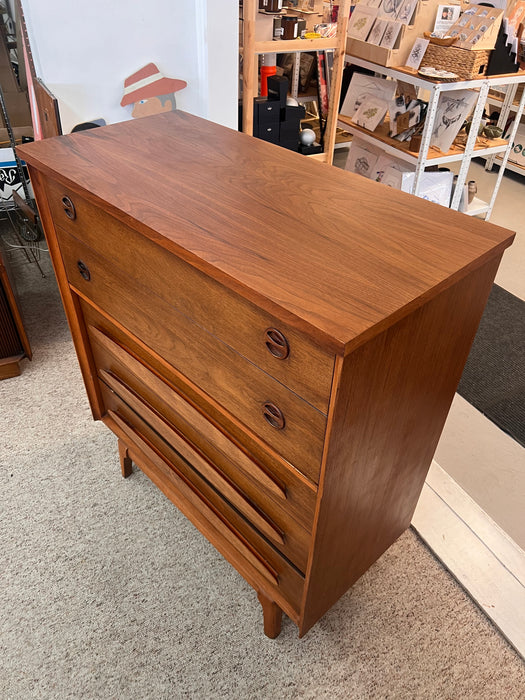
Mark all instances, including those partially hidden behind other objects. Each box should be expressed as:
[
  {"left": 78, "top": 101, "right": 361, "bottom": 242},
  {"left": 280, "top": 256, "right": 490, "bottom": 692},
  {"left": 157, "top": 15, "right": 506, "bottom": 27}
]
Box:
[
  {"left": 254, "top": 97, "right": 280, "bottom": 124},
  {"left": 298, "top": 142, "right": 323, "bottom": 155},
  {"left": 257, "top": 123, "right": 280, "bottom": 144},
  {"left": 280, "top": 138, "right": 299, "bottom": 152},
  {"left": 280, "top": 119, "right": 301, "bottom": 141},
  {"left": 281, "top": 104, "right": 306, "bottom": 122},
  {"left": 266, "top": 75, "right": 289, "bottom": 107}
]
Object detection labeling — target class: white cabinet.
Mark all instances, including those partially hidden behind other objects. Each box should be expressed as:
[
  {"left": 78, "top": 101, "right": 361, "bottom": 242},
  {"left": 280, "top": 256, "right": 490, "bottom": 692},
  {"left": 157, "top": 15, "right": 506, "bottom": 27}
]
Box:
[{"left": 338, "top": 55, "right": 525, "bottom": 219}]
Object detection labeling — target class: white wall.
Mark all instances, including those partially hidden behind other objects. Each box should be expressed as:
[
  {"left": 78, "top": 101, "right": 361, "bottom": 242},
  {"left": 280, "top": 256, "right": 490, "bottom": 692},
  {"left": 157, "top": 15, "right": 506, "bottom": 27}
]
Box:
[{"left": 21, "top": 0, "right": 238, "bottom": 133}]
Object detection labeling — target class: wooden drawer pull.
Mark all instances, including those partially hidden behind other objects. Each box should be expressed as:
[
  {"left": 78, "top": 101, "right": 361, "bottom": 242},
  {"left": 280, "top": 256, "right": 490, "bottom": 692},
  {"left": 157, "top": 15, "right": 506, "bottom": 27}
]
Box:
[
  {"left": 265, "top": 328, "right": 289, "bottom": 360},
  {"left": 107, "top": 409, "right": 279, "bottom": 586},
  {"left": 61, "top": 195, "right": 76, "bottom": 220},
  {"left": 77, "top": 260, "right": 91, "bottom": 281},
  {"left": 262, "top": 402, "right": 285, "bottom": 430}
]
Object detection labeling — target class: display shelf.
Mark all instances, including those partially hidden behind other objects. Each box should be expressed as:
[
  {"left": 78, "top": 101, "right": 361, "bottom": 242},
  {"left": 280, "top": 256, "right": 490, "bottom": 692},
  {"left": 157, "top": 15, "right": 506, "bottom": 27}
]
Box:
[
  {"left": 337, "top": 114, "right": 508, "bottom": 165},
  {"left": 465, "top": 196, "right": 490, "bottom": 217},
  {"left": 254, "top": 37, "right": 339, "bottom": 54},
  {"left": 340, "top": 56, "right": 525, "bottom": 219},
  {"left": 240, "top": 0, "right": 350, "bottom": 164},
  {"left": 493, "top": 154, "right": 525, "bottom": 175}
]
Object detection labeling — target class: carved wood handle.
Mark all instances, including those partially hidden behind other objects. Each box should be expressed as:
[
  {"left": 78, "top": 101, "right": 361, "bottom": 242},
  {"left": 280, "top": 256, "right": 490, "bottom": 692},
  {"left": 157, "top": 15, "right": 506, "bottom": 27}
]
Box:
[
  {"left": 77, "top": 260, "right": 91, "bottom": 281},
  {"left": 61, "top": 195, "right": 76, "bottom": 220},
  {"left": 265, "top": 328, "right": 289, "bottom": 360},
  {"left": 262, "top": 402, "right": 285, "bottom": 430}
]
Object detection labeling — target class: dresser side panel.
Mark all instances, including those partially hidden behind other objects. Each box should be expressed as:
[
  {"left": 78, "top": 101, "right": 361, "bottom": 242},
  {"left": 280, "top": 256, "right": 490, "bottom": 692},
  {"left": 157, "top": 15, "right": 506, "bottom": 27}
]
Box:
[{"left": 300, "top": 254, "right": 502, "bottom": 635}]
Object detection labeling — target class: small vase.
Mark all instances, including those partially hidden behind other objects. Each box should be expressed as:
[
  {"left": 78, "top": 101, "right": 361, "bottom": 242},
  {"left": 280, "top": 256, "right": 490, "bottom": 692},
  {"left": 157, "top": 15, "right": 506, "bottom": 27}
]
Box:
[{"left": 468, "top": 180, "right": 477, "bottom": 204}]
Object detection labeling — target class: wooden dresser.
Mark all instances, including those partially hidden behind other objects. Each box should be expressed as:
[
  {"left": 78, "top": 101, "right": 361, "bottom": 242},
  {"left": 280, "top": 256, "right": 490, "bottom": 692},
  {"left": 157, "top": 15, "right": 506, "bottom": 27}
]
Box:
[{"left": 18, "top": 111, "right": 514, "bottom": 638}]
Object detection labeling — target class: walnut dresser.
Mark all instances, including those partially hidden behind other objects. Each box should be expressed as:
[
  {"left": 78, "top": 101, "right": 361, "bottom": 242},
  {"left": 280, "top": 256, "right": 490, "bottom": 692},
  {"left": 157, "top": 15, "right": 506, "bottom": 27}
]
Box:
[{"left": 18, "top": 112, "right": 514, "bottom": 638}]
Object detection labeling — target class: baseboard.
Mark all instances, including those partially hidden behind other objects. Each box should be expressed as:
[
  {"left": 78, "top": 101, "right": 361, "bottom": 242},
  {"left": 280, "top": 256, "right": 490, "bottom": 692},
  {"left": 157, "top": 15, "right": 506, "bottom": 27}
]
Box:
[{"left": 412, "top": 460, "right": 525, "bottom": 659}]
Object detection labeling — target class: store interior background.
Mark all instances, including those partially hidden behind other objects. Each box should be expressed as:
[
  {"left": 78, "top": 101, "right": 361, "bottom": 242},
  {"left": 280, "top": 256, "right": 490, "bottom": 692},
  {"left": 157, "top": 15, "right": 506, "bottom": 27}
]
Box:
[{"left": 13, "top": 0, "right": 525, "bottom": 650}]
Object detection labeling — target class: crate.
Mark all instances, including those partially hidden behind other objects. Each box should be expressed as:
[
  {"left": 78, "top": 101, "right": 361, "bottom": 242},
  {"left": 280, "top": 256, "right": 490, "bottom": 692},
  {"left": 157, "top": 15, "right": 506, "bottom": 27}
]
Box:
[
  {"left": 346, "top": 0, "right": 440, "bottom": 67},
  {"left": 420, "top": 44, "right": 491, "bottom": 80}
]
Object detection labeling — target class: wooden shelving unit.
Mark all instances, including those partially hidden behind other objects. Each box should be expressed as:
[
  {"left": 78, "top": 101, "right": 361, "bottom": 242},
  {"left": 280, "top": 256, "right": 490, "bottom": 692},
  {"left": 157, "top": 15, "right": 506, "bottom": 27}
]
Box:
[{"left": 240, "top": 0, "right": 350, "bottom": 164}]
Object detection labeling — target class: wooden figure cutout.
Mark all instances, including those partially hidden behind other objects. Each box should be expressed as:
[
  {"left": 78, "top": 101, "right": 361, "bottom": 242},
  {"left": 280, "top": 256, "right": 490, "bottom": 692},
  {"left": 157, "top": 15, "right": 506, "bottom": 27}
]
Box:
[{"left": 120, "top": 63, "right": 187, "bottom": 118}]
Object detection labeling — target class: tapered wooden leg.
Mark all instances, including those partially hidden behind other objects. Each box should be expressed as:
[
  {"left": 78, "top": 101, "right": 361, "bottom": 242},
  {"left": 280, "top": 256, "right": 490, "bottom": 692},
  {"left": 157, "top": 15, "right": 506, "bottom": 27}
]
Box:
[
  {"left": 257, "top": 591, "right": 282, "bottom": 639},
  {"left": 118, "top": 439, "right": 133, "bottom": 478}
]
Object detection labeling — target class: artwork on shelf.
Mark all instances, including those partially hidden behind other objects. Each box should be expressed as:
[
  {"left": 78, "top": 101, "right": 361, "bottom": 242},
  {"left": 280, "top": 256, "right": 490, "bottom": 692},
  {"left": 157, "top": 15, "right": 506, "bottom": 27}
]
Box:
[
  {"left": 378, "top": 0, "right": 404, "bottom": 22},
  {"left": 340, "top": 73, "right": 397, "bottom": 119},
  {"left": 396, "top": 0, "right": 418, "bottom": 25},
  {"left": 373, "top": 153, "right": 414, "bottom": 186},
  {"left": 353, "top": 95, "right": 389, "bottom": 131},
  {"left": 388, "top": 97, "right": 424, "bottom": 137},
  {"left": 433, "top": 4, "right": 461, "bottom": 35},
  {"left": 368, "top": 18, "right": 389, "bottom": 45},
  {"left": 365, "top": 0, "right": 384, "bottom": 8},
  {"left": 347, "top": 6, "right": 378, "bottom": 41},
  {"left": 345, "top": 138, "right": 381, "bottom": 178},
  {"left": 430, "top": 89, "right": 478, "bottom": 153},
  {"left": 405, "top": 38, "right": 430, "bottom": 69},
  {"left": 380, "top": 20, "right": 403, "bottom": 48},
  {"left": 401, "top": 171, "right": 454, "bottom": 207}
]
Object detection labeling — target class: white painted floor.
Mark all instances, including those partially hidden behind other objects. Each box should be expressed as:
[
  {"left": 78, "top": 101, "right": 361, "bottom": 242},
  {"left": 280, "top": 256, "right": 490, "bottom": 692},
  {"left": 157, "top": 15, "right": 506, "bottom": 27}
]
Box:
[{"left": 434, "top": 160, "right": 525, "bottom": 551}]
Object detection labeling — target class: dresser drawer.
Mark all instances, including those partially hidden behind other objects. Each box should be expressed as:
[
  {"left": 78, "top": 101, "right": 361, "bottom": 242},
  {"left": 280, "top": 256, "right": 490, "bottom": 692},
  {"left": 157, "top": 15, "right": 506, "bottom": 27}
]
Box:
[
  {"left": 86, "top": 318, "right": 317, "bottom": 532},
  {"left": 99, "top": 371, "right": 311, "bottom": 572},
  {"left": 44, "top": 178, "right": 334, "bottom": 413},
  {"left": 104, "top": 399, "right": 305, "bottom": 609},
  {"left": 58, "top": 227, "right": 326, "bottom": 482},
  {"left": 106, "top": 405, "right": 305, "bottom": 616}
]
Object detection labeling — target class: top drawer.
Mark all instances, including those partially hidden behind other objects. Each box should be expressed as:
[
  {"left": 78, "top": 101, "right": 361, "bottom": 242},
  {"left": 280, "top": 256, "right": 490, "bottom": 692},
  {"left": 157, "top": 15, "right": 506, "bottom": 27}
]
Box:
[{"left": 43, "top": 179, "right": 335, "bottom": 413}]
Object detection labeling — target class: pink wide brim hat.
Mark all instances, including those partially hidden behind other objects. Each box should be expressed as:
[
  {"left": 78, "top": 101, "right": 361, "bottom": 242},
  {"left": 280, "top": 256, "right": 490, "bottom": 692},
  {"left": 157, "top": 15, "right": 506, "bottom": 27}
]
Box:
[{"left": 120, "top": 62, "right": 187, "bottom": 107}]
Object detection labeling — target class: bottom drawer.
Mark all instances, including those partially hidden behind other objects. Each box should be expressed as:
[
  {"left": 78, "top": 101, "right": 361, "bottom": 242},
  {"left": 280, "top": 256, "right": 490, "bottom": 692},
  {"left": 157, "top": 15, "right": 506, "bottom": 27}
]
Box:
[{"left": 102, "top": 388, "right": 305, "bottom": 616}]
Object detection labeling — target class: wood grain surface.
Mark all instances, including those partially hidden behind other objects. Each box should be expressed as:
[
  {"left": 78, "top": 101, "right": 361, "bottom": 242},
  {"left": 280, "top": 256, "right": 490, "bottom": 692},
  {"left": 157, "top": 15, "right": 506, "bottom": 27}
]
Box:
[{"left": 18, "top": 111, "right": 515, "bottom": 354}]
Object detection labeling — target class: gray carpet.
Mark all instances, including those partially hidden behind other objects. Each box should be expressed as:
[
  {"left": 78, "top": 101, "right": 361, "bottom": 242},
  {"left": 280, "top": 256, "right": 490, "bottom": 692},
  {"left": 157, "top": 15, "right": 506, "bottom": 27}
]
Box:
[
  {"left": 458, "top": 284, "right": 525, "bottom": 447},
  {"left": 1, "top": 241, "right": 524, "bottom": 699}
]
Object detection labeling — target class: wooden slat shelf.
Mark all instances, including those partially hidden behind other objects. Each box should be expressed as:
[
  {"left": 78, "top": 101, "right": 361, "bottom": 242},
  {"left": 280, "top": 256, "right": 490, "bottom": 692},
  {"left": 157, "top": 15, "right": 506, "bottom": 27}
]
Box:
[
  {"left": 337, "top": 113, "right": 508, "bottom": 161},
  {"left": 254, "top": 37, "right": 339, "bottom": 54}
]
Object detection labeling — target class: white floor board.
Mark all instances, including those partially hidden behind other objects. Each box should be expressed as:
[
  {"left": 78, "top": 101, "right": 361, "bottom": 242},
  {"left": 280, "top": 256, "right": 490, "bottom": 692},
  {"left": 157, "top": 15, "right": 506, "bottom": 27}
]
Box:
[{"left": 413, "top": 461, "right": 525, "bottom": 659}]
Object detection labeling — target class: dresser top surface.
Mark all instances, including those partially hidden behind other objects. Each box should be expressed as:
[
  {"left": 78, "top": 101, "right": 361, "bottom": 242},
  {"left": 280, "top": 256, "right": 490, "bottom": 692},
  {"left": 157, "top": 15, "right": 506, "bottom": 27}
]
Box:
[{"left": 19, "top": 111, "right": 514, "bottom": 353}]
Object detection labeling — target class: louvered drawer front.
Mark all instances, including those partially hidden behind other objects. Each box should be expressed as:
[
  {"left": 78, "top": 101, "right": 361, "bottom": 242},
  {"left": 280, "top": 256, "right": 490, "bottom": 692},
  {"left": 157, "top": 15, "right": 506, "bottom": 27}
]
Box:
[
  {"left": 87, "top": 324, "right": 313, "bottom": 572},
  {"left": 102, "top": 399, "right": 305, "bottom": 614}
]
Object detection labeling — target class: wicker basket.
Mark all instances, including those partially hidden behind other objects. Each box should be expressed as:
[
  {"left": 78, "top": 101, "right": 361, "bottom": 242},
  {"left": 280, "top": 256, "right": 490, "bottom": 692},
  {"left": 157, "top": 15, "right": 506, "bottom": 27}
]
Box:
[{"left": 420, "top": 44, "right": 491, "bottom": 80}]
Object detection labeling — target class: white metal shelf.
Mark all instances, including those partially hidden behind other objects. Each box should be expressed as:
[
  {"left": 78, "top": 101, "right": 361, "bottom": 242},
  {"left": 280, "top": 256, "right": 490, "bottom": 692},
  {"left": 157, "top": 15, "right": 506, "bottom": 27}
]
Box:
[
  {"left": 465, "top": 196, "right": 490, "bottom": 217},
  {"left": 340, "top": 55, "right": 525, "bottom": 219}
]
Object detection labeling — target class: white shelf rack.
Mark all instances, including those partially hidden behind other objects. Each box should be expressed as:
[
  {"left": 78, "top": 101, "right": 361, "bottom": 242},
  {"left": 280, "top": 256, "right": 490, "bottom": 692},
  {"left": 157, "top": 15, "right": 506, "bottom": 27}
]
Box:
[{"left": 339, "top": 55, "right": 525, "bottom": 219}]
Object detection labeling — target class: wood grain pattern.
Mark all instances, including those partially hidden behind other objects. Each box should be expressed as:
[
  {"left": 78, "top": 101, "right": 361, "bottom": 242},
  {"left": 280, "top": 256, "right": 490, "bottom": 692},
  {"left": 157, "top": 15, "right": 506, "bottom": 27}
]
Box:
[
  {"left": 89, "top": 324, "right": 287, "bottom": 503},
  {"left": 56, "top": 224, "right": 327, "bottom": 482},
  {"left": 101, "top": 369, "right": 286, "bottom": 547},
  {"left": 78, "top": 297, "right": 318, "bottom": 503},
  {"left": 105, "top": 408, "right": 306, "bottom": 615},
  {"left": 23, "top": 112, "right": 515, "bottom": 638},
  {"left": 25, "top": 168, "right": 105, "bottom": 419},
  {"left": 299, "top": 254, "right": 503, "bottom": 635},
  {"left": 42, "top": 177, "right": 334, "bottom": 413},
  {"left": 18, "top": 112, "right": 515, "bottom": 354}
]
